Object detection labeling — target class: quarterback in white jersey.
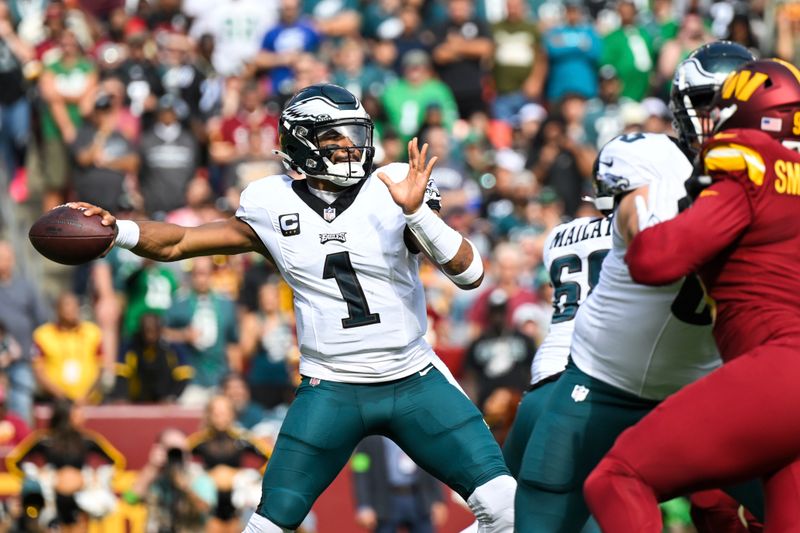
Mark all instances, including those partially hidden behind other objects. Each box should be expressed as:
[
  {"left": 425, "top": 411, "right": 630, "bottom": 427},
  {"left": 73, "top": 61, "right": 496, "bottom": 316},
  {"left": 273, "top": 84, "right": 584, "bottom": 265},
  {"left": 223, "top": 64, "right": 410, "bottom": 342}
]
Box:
[
  {"left": 237, "top": 162, "right": 436, "bottom": 383},
  {"left": 68, "top": 84, "right": 516, "bottom": 533}
]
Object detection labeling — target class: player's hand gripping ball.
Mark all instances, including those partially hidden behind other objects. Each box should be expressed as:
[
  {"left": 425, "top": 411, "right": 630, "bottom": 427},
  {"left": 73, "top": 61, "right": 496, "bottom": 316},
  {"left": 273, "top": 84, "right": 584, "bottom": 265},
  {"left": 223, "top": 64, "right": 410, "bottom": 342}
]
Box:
[{"left": 29, "top": 205, "right": 115, "bottom": 265}]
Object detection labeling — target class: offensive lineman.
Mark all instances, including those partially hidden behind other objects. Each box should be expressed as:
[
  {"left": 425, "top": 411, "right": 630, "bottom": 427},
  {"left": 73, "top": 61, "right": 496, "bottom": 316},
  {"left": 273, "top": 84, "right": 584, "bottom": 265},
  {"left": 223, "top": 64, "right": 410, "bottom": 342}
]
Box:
[
  {"left": 66, "top": 84, "right": 516, "bottom": 532},
  {"left": 502, "top": 203, "right": 612, "bottom": 531},
  {"left": 585, "top": 58, "right": 800, "bottom": 532},
  {"left": 509, "top": 42, "right": 763, "bottom": 533}
]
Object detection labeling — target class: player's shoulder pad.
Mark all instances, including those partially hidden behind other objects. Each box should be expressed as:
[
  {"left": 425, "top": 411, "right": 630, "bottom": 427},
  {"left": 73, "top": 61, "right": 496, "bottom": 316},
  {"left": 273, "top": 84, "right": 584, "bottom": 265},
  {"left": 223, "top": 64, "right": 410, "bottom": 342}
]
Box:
[
  {"left": 372, "top": 162, "right": 410, "bottom": 183},
  {"left": 599, "top": 133, "right": 691, "bottom": 192},
  {"left": 702, "top": 129, "right": 771, "bottom": 187}
]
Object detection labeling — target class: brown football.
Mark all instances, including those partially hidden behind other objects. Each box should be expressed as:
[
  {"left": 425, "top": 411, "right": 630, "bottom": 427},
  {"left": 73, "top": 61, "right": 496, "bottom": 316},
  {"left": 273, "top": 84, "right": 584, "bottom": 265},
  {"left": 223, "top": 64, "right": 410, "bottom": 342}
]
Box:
[{"left": 29, "top": 206, "right": 115, "bottom": 265}]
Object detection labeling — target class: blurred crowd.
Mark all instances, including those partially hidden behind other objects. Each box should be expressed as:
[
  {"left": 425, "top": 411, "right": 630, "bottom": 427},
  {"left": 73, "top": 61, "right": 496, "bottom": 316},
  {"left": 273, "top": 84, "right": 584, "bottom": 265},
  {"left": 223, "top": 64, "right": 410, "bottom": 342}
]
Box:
[{"left": 0, "top": 0, "right": 790, "bottom": 529}]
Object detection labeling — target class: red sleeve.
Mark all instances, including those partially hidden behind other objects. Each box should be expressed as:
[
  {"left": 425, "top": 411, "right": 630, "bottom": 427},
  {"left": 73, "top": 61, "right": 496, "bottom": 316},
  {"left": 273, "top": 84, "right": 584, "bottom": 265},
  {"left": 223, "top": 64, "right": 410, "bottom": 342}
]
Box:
[{"left": 626, "top": 179, "right": 753, "bottom": 285}]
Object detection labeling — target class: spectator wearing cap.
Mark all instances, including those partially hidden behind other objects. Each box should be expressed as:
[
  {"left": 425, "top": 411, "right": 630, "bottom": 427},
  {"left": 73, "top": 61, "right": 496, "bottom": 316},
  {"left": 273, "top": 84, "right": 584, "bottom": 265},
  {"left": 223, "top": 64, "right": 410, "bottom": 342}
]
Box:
[
  {"left": 542, "top": 0, "right": 602, "bottom": 103},
  {"left": 381, "top": 50, "right": 458, "bottom": 145},
  {"left": 619, "top": 101, "right": 647, "bottom": 134},
  {"left": 36, "top": 29, "right": 98, "bottom": 211},
  {"left": 253, "top": 0, "right": 320, "bottom": 98},
  {"left": 512, "top": 102, "right": 547, "bottom": 152},
  {"left": 70, "top": 89, "right": 139, "bottom": 213},
  {"left": 139, "top": 94, "right": 198, "bottom": 217},
  {"left": 600, "top": 0, "right": 655, "bottom": 102},
  {"left": 189, "top": 0, "right": 278, "bottom": 77},
  {"left": 641, "top": 96, "right": 672, "bottom": 134},
  {"left": 490, "top": 0, "right": 547, "bottom": 124},
  {"left": 483, "top": 148, "right": 525, "bottom": 221},
  {"left": 463, "top": 287, "right": 535, "bottom": 407},
  {"left": 583, "top": 64, "right": 634, "bottom": 149},
  {"left": 431, "top": 0, "right": 494, "bottom": 119},
  {"left": 512, "top": 302, "right": 550, "bottom": 348}
]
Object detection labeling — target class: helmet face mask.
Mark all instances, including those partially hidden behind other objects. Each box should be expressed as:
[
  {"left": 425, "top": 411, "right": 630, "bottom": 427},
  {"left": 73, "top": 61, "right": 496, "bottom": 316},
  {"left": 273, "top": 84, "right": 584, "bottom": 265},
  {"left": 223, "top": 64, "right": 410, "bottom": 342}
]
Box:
[
  {"left": 277, "top": 84, "right": 375, "bottom": 187},
  {"left": 670, "top": 41, "right": 756, "bottom": 152}
]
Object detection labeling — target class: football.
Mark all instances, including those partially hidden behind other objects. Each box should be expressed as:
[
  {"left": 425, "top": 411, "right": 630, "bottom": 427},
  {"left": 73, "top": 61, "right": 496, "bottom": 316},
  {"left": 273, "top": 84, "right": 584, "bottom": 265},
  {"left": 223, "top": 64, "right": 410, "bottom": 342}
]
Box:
[{"left": 29, "top": 206, "right": 115, "bottom": 265}]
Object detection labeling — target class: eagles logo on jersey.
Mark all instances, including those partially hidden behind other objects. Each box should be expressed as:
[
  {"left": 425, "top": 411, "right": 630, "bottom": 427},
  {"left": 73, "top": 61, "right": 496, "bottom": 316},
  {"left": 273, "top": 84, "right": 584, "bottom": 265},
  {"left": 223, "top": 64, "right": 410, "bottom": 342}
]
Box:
[{"left": 275, "top": 83, "right": 375, "bottom": 188}]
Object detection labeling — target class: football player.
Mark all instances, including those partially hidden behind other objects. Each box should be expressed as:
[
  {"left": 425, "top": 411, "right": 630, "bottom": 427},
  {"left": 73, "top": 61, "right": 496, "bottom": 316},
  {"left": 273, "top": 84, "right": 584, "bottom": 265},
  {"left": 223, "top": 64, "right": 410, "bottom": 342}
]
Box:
[
  {"left": 68, "top": 84, "right": 516, "bottom": 532},
  {"left": 584, "top": 58, "right": 800, "bottom": 531},
  {"left": 501, "top": 178, "right": 612, "bottom": 531},
  {"left": 506, "top": 42, "right": 764, "bottom": 533}
]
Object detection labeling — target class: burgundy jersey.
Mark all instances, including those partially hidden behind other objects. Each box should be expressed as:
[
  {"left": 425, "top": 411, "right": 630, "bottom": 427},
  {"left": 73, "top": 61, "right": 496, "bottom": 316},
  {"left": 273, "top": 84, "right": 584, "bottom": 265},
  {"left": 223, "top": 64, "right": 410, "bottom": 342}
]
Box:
[
  {"left": 627, "top": 129, "right": 800, "bottom": 360},
  {"left": 219, "top": 111, "right": 278, "bottom": 155}
]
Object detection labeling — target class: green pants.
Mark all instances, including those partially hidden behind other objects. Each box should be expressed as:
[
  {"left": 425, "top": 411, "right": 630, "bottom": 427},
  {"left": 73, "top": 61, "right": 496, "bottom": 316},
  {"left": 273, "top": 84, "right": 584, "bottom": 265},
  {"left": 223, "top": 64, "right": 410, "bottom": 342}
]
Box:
[
  {"left": 514, "top": 361, "right": 763, "bottom": 533},
  {"left": 504, "top": 375, "right": 599, "bottom": 533},
  {"left": 503, "top": 378, "right": 558, "bottom": 479},
  {"left": 257, "top": 365, "right": 509, "bottom": 529}
]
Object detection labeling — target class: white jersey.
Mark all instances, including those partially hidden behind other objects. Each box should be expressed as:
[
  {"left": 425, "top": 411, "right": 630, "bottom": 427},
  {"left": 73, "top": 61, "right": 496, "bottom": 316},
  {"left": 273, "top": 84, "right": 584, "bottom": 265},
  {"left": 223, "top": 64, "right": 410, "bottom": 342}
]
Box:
[
  {"left": 571, "top": 134, "right": 720, "bottom": 400},
  {"left": 531, "top": 217, "right": 612, "bottom": 385},
  {"left": 236, "top": 163, "right": 435, "bottom": 383}
]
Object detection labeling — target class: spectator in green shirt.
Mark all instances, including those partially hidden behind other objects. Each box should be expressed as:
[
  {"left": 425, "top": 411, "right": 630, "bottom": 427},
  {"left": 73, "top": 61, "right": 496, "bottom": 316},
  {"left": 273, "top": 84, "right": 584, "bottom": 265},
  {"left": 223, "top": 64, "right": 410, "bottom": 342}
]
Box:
[
  {"left": 36, "top": 29, "right": 97, "bottom": 210},
  {"left": 122, "top": 259, "right": 179, "bottom": 339},
  {"left": 491, "top": 0, "right": 547, "bottom": 124},
  {"left": 381, "top": 50, "right": 458, "bottom": 145},
  {"left": 600, "top": 0, "right": 655, "bottom": 102},
  {"left": 164, "top": 257, "right": 240, "bottom": 407}
]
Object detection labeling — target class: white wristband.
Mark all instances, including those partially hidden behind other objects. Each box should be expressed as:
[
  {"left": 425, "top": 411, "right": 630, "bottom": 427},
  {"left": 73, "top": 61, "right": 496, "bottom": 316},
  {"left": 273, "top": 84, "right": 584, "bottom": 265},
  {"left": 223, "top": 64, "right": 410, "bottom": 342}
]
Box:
[
  {"left": 404, "top": 204, "right": 463, "bottom": 264},
  {"left": 115, "top": 220, "right": 140, "bottom": 250},
  {"left": 447, "top": 240, "right": 483, "bottom": 286}
]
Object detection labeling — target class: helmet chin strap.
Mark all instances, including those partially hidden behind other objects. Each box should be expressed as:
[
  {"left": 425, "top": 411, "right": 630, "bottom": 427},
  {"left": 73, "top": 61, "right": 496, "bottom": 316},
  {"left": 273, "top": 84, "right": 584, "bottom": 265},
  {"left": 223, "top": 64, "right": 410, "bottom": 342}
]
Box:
[{"left": 272, "top": 149, "right": 295, "bottom": 172}]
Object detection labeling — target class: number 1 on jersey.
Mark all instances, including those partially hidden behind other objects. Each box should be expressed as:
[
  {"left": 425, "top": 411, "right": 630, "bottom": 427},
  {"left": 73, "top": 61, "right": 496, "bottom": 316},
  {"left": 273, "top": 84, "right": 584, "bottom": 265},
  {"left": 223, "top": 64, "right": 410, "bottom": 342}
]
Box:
[{"left": 323, "top": 252, "right": 381, "bottom": 328}]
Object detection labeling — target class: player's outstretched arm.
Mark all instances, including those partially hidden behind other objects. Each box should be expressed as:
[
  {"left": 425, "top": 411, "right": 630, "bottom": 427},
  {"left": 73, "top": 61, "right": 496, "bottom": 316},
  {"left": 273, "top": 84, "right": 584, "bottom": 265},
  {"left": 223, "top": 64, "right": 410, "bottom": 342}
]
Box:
[
  {"left": 68, "top": 202, "right": 268, "bottom": 262},
  {"left": 376, "top": 138, "right": 484, "bottom": 290}
]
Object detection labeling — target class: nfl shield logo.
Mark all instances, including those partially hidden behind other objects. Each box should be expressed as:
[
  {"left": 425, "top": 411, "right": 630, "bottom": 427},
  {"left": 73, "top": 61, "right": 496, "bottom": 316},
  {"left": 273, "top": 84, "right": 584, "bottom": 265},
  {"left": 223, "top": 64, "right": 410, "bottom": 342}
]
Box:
[
  {"left": 571, "top": 384, "right": 589, "bottom": 402},
  {"left": 324, "top": 207, "right": 336, "bottom": 222},
  {"left": 310, "top": 377, "right": 321, "bottom": 387}
]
